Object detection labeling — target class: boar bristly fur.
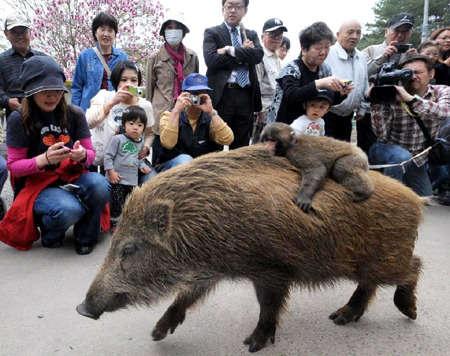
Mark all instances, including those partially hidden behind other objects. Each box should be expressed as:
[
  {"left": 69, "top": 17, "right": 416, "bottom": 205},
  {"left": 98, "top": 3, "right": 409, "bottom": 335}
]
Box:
[{"left": 78, "top": 145, "right": 423, "bottom": 353}]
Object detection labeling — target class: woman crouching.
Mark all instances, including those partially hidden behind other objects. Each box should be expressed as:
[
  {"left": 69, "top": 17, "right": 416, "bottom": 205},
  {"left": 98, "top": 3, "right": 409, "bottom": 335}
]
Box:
[{"left": 1, "top": 56, "right": 110, "bottom": 255}]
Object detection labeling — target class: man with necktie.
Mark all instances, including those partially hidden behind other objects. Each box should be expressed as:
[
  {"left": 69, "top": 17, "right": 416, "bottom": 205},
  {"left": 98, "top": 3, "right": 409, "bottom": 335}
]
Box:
[{"left": 203, "top": 0, "right": 263, "bottom": 148}]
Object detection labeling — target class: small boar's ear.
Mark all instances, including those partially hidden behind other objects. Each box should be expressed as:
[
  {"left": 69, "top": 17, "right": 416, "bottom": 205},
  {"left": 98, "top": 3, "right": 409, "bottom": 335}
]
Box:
[{"left": 145, "top": 199, "right": 174, "bottom": 244}]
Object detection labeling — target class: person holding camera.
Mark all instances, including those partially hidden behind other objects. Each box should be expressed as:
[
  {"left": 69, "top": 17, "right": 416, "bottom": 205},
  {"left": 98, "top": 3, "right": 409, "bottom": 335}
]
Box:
[
  {"left": 363, "top": 13, "right": 416, "bottom": 77},
  {"left": 369, "top": 54, "right": 450, "bottom": 200},
  {"left": 85, "top": 60, "right": 154, "bottom": 177},
  {"left": 154, "top": 73, "right": 234, "bottom": 172}
]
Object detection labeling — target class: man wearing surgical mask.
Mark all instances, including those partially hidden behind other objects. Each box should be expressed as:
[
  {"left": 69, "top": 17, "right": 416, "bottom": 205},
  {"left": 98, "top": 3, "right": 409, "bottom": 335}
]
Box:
[{"left": 146, "top": 13, "right": 199, "bottom": 165}]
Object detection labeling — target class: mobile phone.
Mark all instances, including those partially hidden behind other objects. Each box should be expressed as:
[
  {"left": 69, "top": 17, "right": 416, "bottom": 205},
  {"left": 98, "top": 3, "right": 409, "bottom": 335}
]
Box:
[
  {"left": 395, "top": 43, "right": 412, "bottom": 53},
  {"left": 60, "top": 183, "right": 80, "bottom": 193}
]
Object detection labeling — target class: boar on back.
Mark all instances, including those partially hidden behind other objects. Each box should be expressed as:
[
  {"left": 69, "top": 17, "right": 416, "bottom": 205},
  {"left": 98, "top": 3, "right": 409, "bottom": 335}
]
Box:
[{"left": 77, "top": 145, "right": 423, "bottom": 353}]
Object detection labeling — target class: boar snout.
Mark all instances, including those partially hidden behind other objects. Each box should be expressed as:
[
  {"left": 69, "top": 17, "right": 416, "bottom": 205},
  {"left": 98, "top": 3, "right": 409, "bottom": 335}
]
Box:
[{"left": 76, "top": 300, "right": 101, "bottom": 320}]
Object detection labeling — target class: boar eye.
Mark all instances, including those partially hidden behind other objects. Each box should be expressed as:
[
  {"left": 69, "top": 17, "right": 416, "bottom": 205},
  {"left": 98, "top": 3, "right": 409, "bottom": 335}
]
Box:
[{"left": 121, "top": 243, "right": 138, "bottom": 259}]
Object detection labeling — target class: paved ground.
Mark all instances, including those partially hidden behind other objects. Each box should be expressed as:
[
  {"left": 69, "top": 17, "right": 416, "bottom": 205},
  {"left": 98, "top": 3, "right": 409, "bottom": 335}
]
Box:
[{"left": 1, "top": 191, "right": 449, "bottom": 356}]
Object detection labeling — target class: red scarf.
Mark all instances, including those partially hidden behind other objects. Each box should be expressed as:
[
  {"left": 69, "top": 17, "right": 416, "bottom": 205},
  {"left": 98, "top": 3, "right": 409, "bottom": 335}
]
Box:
[{"left": 165, "top": 43, "right": 186, "bottom": 100}]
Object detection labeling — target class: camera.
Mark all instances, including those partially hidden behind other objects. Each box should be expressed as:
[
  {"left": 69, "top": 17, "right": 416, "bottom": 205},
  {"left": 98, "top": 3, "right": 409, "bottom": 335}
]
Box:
[
  {"left": 127, "top": 86, "right": 146, "bottom": 97},
  {"left": 368, "top": 63, "right": 413, "bottom": 103},
  {"left": 190, "top": 94, "right": 200, "bottom": 105},
  {"left": 395, "top": 43, "right": 412, "bottom": 53}
]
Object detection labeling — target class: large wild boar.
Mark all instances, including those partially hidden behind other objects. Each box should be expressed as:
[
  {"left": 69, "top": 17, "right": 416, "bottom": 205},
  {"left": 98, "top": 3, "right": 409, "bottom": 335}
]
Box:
[{"left": 77, "top": 145, "right": 423, "bottom": 353}]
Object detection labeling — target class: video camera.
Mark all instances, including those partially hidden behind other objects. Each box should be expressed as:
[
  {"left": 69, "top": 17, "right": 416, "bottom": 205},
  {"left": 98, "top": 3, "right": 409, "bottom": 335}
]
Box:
[{"left": 369, "top": 62, "right": 413, "bottom": 103}]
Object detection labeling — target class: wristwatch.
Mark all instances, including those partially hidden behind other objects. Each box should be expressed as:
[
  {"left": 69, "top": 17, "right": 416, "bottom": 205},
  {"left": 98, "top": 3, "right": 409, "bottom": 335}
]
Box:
[{"left": 407, "top": 95, "right": 421, "bottom": 106}]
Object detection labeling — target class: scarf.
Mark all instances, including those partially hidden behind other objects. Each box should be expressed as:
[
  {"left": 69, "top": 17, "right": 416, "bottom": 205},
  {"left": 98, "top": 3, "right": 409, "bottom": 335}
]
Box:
[{"left": 165, "top": 43, "right": 186, "bottom": 100}]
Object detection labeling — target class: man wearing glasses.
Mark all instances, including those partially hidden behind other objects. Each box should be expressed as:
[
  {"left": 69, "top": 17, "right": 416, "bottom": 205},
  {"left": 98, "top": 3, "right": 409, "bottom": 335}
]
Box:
[
  {"left": 254, "top": 18, "right": 288, "bottom": 142},
  {"left": 363, "top": 13, "right": 416, "bottom": 76},
  {"left": 0, "top": 14, "right": 47, "bottom": 117},
  {"left": 203, "top": 0, "right": 263, "bottom": 148}
]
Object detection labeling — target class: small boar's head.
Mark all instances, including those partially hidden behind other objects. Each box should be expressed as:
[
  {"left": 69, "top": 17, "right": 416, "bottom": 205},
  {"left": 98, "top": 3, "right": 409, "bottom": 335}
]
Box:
[{"left": 77, "top": 198, "right": 179, "bottom": 320}]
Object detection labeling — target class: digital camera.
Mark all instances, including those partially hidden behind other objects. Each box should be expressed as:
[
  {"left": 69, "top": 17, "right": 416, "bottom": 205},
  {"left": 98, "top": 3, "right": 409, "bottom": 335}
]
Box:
[
  {"left": 190, "top": 94, "right": 200, "bottom": 105},
  {"left": 395, "top": 43, "right": 412, "bottom": 53},
  {"left": 368, "top": 63, "right": 413, "bottom": 103}
]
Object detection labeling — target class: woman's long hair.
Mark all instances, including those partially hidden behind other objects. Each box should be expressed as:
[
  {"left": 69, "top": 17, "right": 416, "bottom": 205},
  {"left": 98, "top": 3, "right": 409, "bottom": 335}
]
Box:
[{"left": 21, "top": 95, "right": 70, "bottom": 137}]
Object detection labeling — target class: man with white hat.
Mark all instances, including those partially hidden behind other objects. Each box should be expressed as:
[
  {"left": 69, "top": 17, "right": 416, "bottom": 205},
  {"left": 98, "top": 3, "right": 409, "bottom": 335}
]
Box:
[
  {"left": 0, "top": 14, "right": 46, "bottom": 116},
  {"left": 253, "top": 18, "right": 287, "bottom": 142}
]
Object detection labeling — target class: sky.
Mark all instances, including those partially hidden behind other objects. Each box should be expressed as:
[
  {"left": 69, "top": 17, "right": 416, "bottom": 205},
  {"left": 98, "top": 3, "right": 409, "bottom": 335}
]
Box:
[
  {"left": 162, "top": 0, "right": 379, "bottom": 71},
  {"left": 1, "top": 0, "right": 379, "bottom": 71}
]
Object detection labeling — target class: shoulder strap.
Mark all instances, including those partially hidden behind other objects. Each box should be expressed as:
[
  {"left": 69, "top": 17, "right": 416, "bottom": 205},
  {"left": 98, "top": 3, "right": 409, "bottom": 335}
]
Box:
[
  {"left": 401, "top": 102, "right": 434, "bottom": 145},
  {"left": 93, "top": 47, "right": 111, "bottom": 79}
]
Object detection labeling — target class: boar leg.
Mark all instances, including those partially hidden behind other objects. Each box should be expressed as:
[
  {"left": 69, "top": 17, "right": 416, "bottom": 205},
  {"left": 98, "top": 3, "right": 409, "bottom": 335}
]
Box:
[
  {"left": 244, "top": 281, "right": 290, "bottom": 353},
  {"left": 152, "top": 282, "right": 215, "bottom": 341},
  {"left": 329, "top": 283, "right": 376, "bottom": 325},
  {"left": 394, "top": 255, "right": 421, "bottom": 320}
]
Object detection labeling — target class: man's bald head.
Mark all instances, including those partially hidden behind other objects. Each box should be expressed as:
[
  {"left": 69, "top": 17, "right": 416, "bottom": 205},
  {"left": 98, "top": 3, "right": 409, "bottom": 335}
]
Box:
[{"left": 337, "top": 20, "right": 362, "bottom": 53}]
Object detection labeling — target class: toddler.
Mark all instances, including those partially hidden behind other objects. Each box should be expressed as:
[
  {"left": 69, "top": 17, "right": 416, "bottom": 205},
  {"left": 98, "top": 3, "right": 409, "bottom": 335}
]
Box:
[
  {"left": 104, "top": 106, "right": 152, "bottom": 225},
  {"left": 290, "top": 89, "right": 334, "bottom": 136}
]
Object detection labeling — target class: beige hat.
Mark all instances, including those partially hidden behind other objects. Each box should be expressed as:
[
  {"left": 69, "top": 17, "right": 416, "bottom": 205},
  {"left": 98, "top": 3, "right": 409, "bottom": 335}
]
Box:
[
  {"left": 4, "top": 15, "right": 31, "bottom": 31},
  {"left": 159, "top": 9, "right": 189, "bottom": 36}
]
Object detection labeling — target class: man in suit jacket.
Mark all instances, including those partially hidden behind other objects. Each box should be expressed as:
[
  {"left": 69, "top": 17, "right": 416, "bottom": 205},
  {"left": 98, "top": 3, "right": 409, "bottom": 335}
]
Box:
[{"left": 203, "top": 0, "right": 263, "bottom": 148}]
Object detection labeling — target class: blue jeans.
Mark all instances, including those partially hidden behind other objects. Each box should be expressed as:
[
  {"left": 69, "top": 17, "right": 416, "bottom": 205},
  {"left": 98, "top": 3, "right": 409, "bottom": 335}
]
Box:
[
  {"left": 0, "top": 156, "right": 8, "bottom": 193},
  {"left": 369, "top": 142, "right": 432, "bottom": 196},
  {"left": 34, "top": 172, "right": 110, "bottom": 246},
  {"left": 156, "top": 154, "right": 193, "bottom": 173}
]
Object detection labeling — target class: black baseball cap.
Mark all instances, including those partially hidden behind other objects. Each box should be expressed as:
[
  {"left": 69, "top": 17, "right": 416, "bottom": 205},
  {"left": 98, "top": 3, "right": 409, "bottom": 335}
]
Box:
[
  {"left": 262, "top": 18, "right": 287, "bottom": 33},
  {"left": 386, "top": 13, "right": 414, "bottom": 29},
  {"left": 311, "top": 89, "right": 334, "bottom": 104}
]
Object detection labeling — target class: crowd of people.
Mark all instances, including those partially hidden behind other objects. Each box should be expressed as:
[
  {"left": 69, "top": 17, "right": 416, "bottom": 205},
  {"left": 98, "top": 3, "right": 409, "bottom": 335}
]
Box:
[{"left": 0, "top": 0, "right": 449, "bottom": 254}]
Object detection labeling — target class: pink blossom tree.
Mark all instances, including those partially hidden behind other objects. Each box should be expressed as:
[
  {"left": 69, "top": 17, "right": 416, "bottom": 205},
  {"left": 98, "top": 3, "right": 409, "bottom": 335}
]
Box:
[{"left": 22, "top": 0, "right": 165, "bottom": 78}]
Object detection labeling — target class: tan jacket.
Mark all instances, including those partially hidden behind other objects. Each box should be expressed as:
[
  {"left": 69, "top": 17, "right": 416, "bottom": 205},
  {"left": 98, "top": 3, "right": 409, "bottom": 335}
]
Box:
[{"left": 146, "top": 45, "right": 199, "bottom": 134}]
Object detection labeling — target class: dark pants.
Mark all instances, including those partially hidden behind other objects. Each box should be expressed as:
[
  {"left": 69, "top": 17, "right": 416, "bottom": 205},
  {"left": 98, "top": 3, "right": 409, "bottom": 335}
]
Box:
[
  {"left": 34, "top": 172, "right": 110, "bottom": 245},
  {"left": 110, "top": 184, "right": 134, "bottom": 218},
  {"left": 356, "top": 113, "right": 377, "bottom": 156},
  {"left": 217, "top": 86, "right": 253, "bottom": 149},
  {"left": 324, "top": 112, "right": 353, "bottom": 142}
]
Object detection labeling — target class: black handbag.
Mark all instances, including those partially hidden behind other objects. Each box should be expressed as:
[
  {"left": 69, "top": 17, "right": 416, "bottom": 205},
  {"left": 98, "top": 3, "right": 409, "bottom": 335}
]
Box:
[{"left": 413, "top": 116, "right": 450, "bottom": 165}]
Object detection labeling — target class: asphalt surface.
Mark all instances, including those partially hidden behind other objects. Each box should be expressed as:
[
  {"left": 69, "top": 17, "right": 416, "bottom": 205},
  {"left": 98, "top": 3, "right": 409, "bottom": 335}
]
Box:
[{"left": 0, "top": 186, "right": 449, "bottom": 355}]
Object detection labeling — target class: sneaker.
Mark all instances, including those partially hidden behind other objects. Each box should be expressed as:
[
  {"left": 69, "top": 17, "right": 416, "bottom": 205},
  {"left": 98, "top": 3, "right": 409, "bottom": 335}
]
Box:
[
  {"left": 437, "top": 190, "right": 450, "bottom": 206},
  {"left": 41, "top": 239, "right": 63, "bottom": 248},
  {"left": 75, "top": 243, "right": 95, "bottom": 255}
]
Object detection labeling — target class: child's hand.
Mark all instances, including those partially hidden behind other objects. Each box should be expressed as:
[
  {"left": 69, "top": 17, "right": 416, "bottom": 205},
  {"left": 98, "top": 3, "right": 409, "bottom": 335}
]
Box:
[
  {"left": 107, "top": 169, "right": 121, "bottom": 184},
  {"left": 140, "top": 166, "right": 151, "bottom": 174}
]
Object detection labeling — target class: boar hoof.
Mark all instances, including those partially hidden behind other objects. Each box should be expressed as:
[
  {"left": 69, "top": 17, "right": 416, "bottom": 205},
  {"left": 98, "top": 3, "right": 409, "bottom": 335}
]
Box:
[
  {"left": 394, "top": 286, "right": 417, "bottom": 320},
  {"left": 152, "top": 307, "right": 186, "bottom": 341},
  {"left": 329, "top": 305, "right": 364, "bottom": 325},
  {"left": 243, "top": 324, "right": 276, "bottom": 353}
]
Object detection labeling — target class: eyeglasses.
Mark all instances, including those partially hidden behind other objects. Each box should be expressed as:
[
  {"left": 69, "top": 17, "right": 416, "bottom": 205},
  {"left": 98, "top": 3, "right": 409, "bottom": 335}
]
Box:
[
  {"left": 267, "top": 32, "right": 283, "bottom": 40},
  {"left": 224, "top": 4, "right": 245, "bottom": 11}
]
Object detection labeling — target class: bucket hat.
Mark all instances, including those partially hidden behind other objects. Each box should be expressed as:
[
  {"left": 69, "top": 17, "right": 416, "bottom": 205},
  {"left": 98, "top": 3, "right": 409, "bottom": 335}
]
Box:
[
  {"left": 19, "top": 56, "right": 68, "bottom": 97},
  {"left": 159, "top": 10, "right": 189, "bottom": 36}
]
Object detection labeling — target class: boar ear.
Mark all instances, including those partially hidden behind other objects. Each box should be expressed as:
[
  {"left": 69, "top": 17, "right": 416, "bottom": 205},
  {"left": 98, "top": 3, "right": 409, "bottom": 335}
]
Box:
[{"left": 145, "top": 199, "right": 174, "bottom": 242}]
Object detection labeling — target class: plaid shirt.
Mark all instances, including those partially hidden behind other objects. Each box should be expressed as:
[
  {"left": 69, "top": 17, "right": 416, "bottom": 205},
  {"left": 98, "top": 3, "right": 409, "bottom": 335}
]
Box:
[{"left": 371, "top": 85, "right": 450, "bottom": 166}]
